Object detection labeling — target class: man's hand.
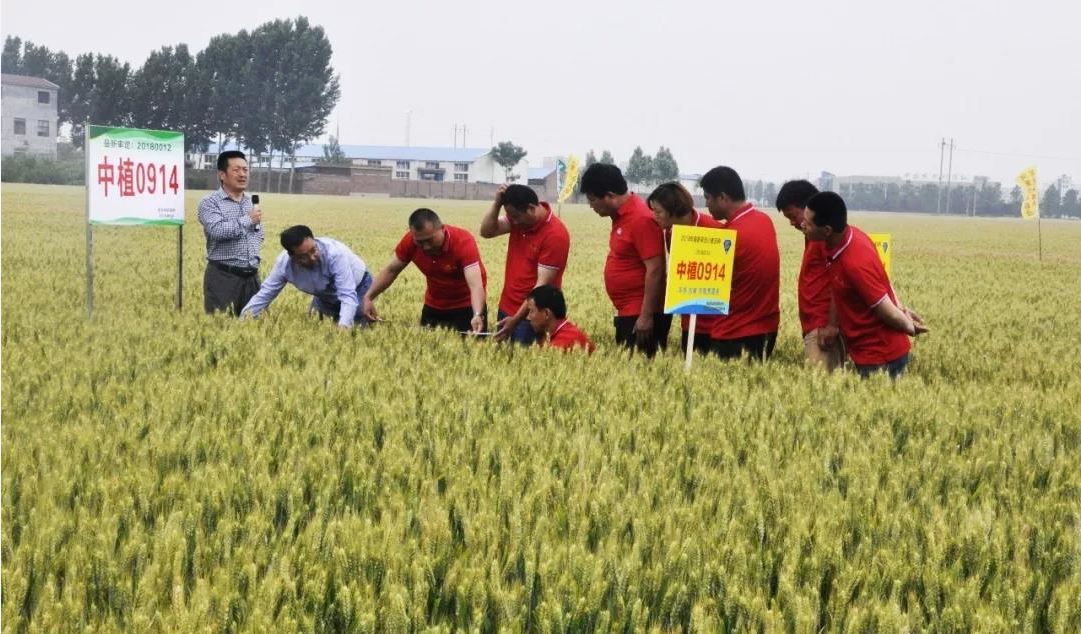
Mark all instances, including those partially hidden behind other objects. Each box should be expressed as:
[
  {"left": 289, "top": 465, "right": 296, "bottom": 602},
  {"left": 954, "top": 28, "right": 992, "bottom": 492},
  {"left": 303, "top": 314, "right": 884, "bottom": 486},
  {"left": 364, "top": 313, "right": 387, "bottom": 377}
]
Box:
[
  {"left": 494, "top": 314, "right": 519, "bottom": 342},
  {"left": 634, "top": 313, "right": 655, "bottom": 349},
  {"left": 905, "top": 308, "right": 929, "bottom": 335},
  {"left": 817, "top": 325, "right": 840, "bottom": 350},
  {"left": 470, "top": 315, "right": 485, "bottom": 334},
  {"left": 361, "top": 296, "right": 379, "bottom": 322},
  {"left": 248, "top": 208, "right": 263, "bottom": 225},
  {"left": 494, "top": 184, "right": 508, "bottom": 207}
]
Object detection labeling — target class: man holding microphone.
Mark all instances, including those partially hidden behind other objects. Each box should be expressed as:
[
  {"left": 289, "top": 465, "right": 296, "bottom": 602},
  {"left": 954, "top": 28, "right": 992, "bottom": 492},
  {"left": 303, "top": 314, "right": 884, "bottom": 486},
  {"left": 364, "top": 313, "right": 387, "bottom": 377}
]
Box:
[{"left": 198, "top": 150, "right": 265, "bottom": 316}]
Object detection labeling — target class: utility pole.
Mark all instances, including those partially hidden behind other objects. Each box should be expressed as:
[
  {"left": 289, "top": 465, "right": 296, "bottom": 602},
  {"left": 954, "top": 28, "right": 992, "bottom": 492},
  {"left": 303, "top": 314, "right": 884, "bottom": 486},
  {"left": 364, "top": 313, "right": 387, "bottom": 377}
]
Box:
[
  {"left": 462, "top": 124, "right": 467, "bottom": 147},
  {"left": 453, "top": 124, "right": 458, "bottom": 148},
  {"left": 944, "top": 138, "right": 955, "bottom": 214},
  {"left": 936, "top": 138, "right": 945, "bottom": 213}
]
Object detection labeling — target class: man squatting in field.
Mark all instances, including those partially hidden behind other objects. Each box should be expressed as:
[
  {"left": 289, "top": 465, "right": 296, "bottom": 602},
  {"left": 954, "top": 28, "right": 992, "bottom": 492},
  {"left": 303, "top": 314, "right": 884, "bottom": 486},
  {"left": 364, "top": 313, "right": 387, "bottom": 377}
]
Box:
[
  {"left": 198, "top": 150, "right": 264, "bottom": 316},
  {"left": 580, "top": 163, "right": 671, "bottom": 357},
  {"left": 525, "top": 285, "right": 596, "bottom": 353},
  {"left": 802, "top": 192, "right": 928, "bottom": 378},
  {"left": 479, "top": 184, "right": 571, "bottom": 345},
  {"left": 242, "top": 225, "right": 373, "bottom": 328},
  {"left": 363, "top": 208, "right": 489, "bottom": 333}
]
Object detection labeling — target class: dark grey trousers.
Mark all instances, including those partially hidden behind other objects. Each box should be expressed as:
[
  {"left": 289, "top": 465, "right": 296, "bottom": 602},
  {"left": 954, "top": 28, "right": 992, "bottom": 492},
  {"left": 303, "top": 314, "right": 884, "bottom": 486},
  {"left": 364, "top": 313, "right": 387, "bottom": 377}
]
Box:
[{"left": 204, "top": 265, "right": 260, "bottom": 316}]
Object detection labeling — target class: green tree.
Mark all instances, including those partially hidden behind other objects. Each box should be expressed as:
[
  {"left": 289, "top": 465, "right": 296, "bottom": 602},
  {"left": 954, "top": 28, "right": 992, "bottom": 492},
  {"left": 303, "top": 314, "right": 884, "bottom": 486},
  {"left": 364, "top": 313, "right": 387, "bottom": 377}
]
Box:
[
  {"left": 1040, "top": 184, "right": 1061, "bottom": 217},
  {"left": 625, "top": 146, "right": 653, "bottom": 186},
  {"left": 490, "top": 141, "right": 527, "bottom": 181},
  {"left": 2, "top": 36, "right": 21, "bottom": 72},
  {"left": 1061, "top": 189, "right": 1079, "bottom": 217},
  {"left": 764, "top": 182, "right": 777, "bottom": 207},
  {"left": 128, "top": 44, "right": 210, "bottom": 152},
  {"left": 599, "top": 150, "right": 615, "bottom": 165},
  {"left": 320, "top": 135, "right": 350, "bottom": 165},
  {"left": 584, "top": 149, "right": 597, "bottom": 169},
  {"left": 651, "top": 146, "right": 679, "bottom": 184},
  {"left": 67, "top": 54, "right": 132, "bottom": 148},
  {"left": 257, "top": 17, "right": 341, "bottom": 193}
]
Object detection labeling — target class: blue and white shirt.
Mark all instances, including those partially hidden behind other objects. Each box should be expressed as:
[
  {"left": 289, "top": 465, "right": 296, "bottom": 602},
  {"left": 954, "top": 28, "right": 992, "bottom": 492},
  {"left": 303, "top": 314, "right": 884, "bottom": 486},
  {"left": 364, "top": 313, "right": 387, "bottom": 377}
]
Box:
[
  {"left": 197, "top": 187, "right": 264, "bottom": 268},
  {"left": 242, "top": 238, "right": 369, "bottom": 326}
]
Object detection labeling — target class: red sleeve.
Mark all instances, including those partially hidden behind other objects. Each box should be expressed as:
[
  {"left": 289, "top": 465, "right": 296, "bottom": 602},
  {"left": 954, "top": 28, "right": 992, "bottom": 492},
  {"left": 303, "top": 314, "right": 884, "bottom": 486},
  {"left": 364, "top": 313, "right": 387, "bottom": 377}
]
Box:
[
  {"left": 456, "top": 231, "right": 482, "bottom": 268},
  {"left": 847, "top": 251, "right": 892, "bottom": 308},
  {"left": 538, "top": 228, "right": 570, "bottom": 271},
  {"left": 393, "top": 230, "right": 415, "bottom": 263},
  {"left": 630, "top": 216, "right": 665, "bottom": 261}
]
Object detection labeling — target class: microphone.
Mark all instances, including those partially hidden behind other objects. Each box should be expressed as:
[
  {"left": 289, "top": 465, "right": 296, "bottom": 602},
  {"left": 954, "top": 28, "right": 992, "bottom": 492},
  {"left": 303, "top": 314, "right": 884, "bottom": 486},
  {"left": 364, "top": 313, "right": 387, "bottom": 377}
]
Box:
[{"left": 251, "top": 194, "right": 261, "bottom": 227}]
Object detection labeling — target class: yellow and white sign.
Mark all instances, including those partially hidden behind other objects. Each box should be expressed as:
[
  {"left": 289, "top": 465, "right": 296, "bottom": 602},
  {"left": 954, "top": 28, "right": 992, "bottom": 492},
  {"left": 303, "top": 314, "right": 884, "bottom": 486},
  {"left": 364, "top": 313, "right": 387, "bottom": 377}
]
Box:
[
  {"left": 664, "top": 225, "right": 737, "bottom": 315},
  {"left": 869, "top": 233, "right": 892, "bottom": 279},
  {"left": 1017, "top": 167, "right": 1039, "bottom": 219}
]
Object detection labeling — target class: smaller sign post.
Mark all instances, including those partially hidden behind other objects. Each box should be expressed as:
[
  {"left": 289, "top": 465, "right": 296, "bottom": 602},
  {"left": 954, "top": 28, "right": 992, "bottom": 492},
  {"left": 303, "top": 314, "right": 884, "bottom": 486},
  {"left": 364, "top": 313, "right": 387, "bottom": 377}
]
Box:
[
  {"left": 85, "top": 124, "right": 185, "bottom": 315},
  {"left": 664, "top": 225, "right": 738, "bottom": 369},
  {"left": 869, "top": 233, "right": 892, "bottom": 279}
]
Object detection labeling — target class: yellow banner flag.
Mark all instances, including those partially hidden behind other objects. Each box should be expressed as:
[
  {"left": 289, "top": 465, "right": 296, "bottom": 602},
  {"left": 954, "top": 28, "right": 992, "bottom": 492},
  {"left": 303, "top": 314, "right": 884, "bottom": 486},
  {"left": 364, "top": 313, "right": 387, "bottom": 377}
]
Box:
[
  {"left": 558, "top": 154, "right": 579, "bottom": 203},
  {"left": 1017, "top": 167, "right": 1039, "bottom": 219}
]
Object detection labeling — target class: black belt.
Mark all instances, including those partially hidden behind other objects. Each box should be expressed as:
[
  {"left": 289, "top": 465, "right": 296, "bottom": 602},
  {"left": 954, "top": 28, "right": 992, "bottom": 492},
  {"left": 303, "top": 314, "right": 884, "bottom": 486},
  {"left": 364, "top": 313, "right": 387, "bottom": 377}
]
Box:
[{"left": 209, "top": 260, "right": 258, "bottom": 277}]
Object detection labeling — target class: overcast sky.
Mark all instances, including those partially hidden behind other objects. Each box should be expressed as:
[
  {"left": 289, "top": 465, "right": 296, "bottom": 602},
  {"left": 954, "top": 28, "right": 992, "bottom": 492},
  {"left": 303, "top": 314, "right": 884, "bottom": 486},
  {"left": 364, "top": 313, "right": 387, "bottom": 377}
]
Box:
[{"left": 4, "top": 0, "right": 1079, "bottom": 186}]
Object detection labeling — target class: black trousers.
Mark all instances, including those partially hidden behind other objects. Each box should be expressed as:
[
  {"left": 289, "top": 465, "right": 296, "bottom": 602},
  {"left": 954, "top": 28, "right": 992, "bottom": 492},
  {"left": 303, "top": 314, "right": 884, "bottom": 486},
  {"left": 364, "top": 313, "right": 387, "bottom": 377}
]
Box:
[
  {"left": 680, "top": 329, "right": 714, "bottom": 355},
  {"left": 711, "top": 332, "right": 778, "bottom": 361},
  {"left": 420, "top": 304, "right": 487, "bottom": 332},
  {"left": 204, "top": 264, "right": 260, "bottom": 316},
  {"left": 614, "top": 313, "right": 673, "bottom": 357}
]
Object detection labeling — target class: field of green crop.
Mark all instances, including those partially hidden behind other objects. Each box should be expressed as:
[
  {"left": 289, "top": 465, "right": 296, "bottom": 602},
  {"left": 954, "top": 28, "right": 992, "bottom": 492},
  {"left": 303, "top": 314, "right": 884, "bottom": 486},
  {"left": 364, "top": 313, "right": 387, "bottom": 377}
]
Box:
[{"left": 3, "top": 182, "right": 1080, "bottom": 633}]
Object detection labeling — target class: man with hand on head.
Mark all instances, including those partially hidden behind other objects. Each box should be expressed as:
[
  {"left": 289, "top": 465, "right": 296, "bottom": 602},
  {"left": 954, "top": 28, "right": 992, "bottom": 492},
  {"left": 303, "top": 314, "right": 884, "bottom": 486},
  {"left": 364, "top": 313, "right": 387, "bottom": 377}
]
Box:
[
  {"left": 242, "top": 225, "right": 372, "bottom": 328},
  {"left": 581, "top": 163, "right": 670, "bottom": 357},
  {"left": 525, "top": 285, "right": 595, "bottom": 353},
  {"left": 700, "top": 166, "right": 781, "bottom": 361},
  {"left": 776, "top": 180, "right": 845, "bottom": 370},
  {"left": 803, "top": 192, "right": 928, "bottom": 378},
  {"left": 198, "top": 150, "right": 264, "bottom": 316},
  {"left": 479, "top": 184, "right": 570, "bottom": 344},
  {"left": 363, "top": 208, "right": 488, "bottom": 333},
  {"left": 648, "top": 181, "right": 726, "bottom": 355}
]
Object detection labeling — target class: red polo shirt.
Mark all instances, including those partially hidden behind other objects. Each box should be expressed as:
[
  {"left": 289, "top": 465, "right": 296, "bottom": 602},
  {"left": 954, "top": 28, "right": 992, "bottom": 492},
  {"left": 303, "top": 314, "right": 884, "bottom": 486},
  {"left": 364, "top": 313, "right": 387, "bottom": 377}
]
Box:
[
  {"left": 605, "top": 194, "right": 666, "bottom": 316},
  {"left": 798, "top": 239, "right": 831, "bottom": 334},
  {"left": 395, "top": 224, "right": 487, "bottom": 310},
  {"left": 540, "top": 319, "right": 595, "bottom": 353},
  {"left": 710, "top": 203, "right": 781, "bottom": 341},
  {"left": 826, "top": 226, "right": 910, "bottom": 365},
  {"left": 501, "top": 202, "right": 570, "bottom": 314},
  {"left": 665, "top": 211, "right": 726, "bottom": 335}
]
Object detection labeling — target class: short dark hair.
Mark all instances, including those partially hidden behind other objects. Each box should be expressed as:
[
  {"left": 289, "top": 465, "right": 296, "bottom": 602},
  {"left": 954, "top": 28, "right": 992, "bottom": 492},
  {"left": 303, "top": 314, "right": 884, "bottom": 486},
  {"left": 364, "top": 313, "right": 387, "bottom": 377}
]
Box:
[
  {"left": 527, "top": 284, "right": 567, "bottom": 319},
  {"left": 580, "top": 163, "right": 628, "bottom": 197},
  {"left": 775, "top": 180, "right": 819, "bottom": 211},
  {"left": 408, "top": 208, "right": 442, "bottom": 231},
  {"left": 647, "top": 182, "right": 696, "bottom": 218},
  {"left": 280, "top": 225, "right": 314, "bottom": 253},
  {"left": 699, "top": 166, "right": 745, "bottom": 201},
  {"left": 806, "top": 192, "right": 848, "bottom": 233},
  {"left": 216, "top": 150, "right": 247, "bottom": 172},
  {"left": 502, "top": 184, "right": 539, "bottom": 210}
]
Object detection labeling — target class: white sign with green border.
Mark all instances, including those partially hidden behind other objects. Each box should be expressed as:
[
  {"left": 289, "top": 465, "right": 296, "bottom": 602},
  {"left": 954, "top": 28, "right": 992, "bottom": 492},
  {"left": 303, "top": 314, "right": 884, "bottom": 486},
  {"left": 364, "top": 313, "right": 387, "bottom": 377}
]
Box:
[{"left": 86, "top": 125, "right": 185, "bottom": 225}]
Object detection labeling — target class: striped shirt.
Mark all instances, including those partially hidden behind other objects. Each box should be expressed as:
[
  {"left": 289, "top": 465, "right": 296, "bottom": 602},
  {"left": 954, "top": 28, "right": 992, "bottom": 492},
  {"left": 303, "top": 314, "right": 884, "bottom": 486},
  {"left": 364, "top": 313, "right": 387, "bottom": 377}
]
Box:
[{"left": 198, "top": 187, "right": 264, "bottom": 268}]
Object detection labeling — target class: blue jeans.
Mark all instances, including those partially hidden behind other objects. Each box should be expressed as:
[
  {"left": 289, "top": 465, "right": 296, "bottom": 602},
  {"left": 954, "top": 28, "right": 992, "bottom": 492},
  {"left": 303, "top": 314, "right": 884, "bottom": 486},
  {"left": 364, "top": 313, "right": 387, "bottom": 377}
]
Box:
[
  {"left": 855, "top": 353, "right": 910, "bottom": 379},
  {"left": 311, "top": 271, "right": 374, "bottom": 327},
  {"left": 497, "top": 308, "right": 537, "bottom": 345}
]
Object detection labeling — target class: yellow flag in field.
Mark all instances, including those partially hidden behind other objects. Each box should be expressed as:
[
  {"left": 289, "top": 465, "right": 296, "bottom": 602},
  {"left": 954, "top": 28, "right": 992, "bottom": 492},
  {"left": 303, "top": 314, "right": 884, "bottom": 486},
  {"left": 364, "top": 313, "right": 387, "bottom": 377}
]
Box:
[
  {"left": 558, "top": 154, "right": 579, "bottom": 203},
  {"left": 1017, "top": 167, "right": 1039, "bottom": 219}
]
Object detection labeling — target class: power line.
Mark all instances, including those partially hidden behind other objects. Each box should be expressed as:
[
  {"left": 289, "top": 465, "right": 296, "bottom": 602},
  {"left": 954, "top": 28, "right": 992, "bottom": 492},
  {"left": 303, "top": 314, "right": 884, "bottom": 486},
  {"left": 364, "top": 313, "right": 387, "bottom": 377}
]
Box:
[{"left": 953, "top": 148, "right": 1081, "bottom": 162}]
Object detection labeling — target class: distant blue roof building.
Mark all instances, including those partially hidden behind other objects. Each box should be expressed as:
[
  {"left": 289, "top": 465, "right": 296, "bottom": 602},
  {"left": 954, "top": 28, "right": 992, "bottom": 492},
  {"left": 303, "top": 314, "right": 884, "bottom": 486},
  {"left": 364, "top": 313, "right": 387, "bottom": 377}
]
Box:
[{"left": 193, "top": 142, "right": 525, "bottom": 184}]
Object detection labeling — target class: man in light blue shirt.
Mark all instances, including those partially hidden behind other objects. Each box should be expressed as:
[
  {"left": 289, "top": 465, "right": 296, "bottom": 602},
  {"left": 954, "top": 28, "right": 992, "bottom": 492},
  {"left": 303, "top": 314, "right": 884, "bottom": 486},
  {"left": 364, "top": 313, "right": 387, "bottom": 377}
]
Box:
[{"left": 242, "top": 225, "right": 373, "bottom": 327}]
